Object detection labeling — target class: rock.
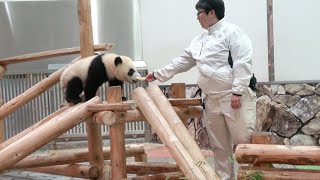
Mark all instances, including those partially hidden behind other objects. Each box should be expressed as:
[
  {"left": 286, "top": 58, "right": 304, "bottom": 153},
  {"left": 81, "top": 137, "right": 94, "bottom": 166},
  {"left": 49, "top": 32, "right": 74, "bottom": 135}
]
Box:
[
  {"left": 302, "top": 117, "right": 320, "bottom": 135},
  {"left": 290, "top": 95, "right": 320, "bottom": 123},
  {"left": 256, "top": 96, "right": 273, "bottom": 131},
  {"left": 276, "top": 85, "right": 286, "bottom": 95},
  {"left": 272, "top": 94, "right": 301, "bottom": 107},
  {"left": 289, "top": 134, "right": 317, "bottom": 146},
  {"left": 271, "top": 104, "right": 302, "bottom": 137},
  {"left": 284, "top": 84, "right": 315, "bottom": 96}
]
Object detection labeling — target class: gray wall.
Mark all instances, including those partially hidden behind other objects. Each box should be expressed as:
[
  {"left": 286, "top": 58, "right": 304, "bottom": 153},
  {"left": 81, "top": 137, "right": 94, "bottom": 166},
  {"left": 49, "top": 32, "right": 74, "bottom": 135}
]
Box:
[{"left": 0, "top": 1, "right": 80, "bottom": 73}]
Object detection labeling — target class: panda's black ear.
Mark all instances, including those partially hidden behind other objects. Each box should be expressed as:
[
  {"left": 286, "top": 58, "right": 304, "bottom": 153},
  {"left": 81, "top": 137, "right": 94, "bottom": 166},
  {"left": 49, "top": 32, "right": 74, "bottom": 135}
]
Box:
[{"left": 115, "top": 57, "right": 123, "bottom": 66}]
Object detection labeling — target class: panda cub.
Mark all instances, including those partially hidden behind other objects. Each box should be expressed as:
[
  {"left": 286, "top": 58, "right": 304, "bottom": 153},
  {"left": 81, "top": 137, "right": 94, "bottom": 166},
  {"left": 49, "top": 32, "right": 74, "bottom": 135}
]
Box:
[{"left": 60, "top": 53, "right": 141, "bottom": 104}]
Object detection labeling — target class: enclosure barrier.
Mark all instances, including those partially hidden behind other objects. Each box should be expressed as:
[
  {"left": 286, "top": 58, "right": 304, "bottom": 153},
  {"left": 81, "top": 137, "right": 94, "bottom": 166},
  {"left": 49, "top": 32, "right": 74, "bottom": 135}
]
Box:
[{"left": 236, "top": 134, "right": 320, "bottom": 180}]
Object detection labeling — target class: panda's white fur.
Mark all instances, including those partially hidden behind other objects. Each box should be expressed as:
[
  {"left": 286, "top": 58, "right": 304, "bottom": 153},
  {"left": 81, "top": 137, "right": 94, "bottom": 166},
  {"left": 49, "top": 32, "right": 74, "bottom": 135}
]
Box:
[{"left": 60, "top": 53, "right": 140, "bottom": 104}]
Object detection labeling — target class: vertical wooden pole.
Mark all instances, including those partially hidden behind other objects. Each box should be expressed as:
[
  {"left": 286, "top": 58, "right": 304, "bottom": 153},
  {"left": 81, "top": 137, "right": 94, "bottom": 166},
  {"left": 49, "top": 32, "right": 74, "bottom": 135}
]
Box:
[
  {"left": 0, "top": 87, "right": 5, "bottom": 143},
  {"left": 251, "top": 132, "right": 274, "bottom": 168},
  {"left": 108, "top": 86, "right": 127, "bottom": 179},
  {"left": 77, "top": 1, "right": 106, "bottom": 179},
  {"left": 0, "top": 66, "right": 6, "bottom": 142},
  {"left": 170, "top": 83, "right": 188, "bottom": 127}
]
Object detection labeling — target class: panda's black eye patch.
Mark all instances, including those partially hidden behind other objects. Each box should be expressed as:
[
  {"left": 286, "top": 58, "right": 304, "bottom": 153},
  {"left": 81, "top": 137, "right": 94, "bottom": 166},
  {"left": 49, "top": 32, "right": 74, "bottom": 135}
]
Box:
[
  {"left": 115, "top": 57, "right": 123, "bottom": 66},
  {"left": 128, "top": 68, "right": 135, "bottom": 76}
]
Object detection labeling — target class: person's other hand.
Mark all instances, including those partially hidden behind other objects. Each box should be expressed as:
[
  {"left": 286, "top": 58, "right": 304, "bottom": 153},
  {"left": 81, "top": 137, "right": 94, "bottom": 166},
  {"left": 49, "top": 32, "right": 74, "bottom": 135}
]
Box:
[
  {"left": 231, "top": 94, "right": 241, "bottom": 109},
  {"left": 145, "top": 72, "right": 156, "bottom": 82}
]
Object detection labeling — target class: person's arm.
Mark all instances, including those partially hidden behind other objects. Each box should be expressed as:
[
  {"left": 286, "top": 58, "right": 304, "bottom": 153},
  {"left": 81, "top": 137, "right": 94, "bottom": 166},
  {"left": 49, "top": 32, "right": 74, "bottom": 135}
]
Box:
[
  {"left": 146, "top": 48, "right": 196, "bottom": 82},
  {"left": 229, "top": 31, "right": 253, "bottom": 96}
]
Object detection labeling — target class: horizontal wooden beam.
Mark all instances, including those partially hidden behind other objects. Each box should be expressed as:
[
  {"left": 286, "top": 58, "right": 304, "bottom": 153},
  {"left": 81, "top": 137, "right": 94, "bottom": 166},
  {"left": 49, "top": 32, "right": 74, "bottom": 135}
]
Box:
[
  {"left": 167, "top": 98, "right": 202, "bottom": 106},
  {"left": 25, "top": 164, "right": 99, "bottom": 179},
  {"left": 126, "top": 162, "right": 180, "bottom": 174},
  {"left": 87, "top": 98, "right": 202, "bottom": 113},
  {"left": 12, "top": 144, "right": 144, "bottom": 169},
  {"left": 100, "top": 106, "right": 203, "bottom": 125},
  {"left": 236, "top": 144, "right": 320, "bottom": 165},
  {"left": 238, "top": 166, "right": 320, "bottom": 180},
  {"left": 123, "top": 172, "right": 184, "bottom": 180},
  {"left": 0, "top": 43, "right": 113, "bottom": 65},
  {"left": 87, "top": 101, "right": 137, "bottom": 112}
]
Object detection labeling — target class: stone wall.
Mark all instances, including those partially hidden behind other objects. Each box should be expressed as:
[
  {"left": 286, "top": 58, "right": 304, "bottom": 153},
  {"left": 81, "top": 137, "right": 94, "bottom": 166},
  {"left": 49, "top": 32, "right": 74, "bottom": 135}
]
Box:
[
  {"left": 161, "top": 83, "right": 320, "bottom": 147},
  {"left": 256, "top": 83, "right": 320, "bottom": 146}
]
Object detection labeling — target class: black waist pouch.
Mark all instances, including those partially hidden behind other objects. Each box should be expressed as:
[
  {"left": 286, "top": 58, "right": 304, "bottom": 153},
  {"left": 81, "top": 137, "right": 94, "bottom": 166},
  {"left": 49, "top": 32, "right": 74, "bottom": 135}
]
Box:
[{"left": 249, "top": 73, "right": 257, "bottom": 91}]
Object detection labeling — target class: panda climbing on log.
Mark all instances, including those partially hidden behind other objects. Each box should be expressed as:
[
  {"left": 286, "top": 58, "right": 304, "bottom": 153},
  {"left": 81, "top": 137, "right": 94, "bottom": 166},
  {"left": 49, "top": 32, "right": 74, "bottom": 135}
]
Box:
[{"left": 60, "top": 53, "right": 141, "bottom": 104}]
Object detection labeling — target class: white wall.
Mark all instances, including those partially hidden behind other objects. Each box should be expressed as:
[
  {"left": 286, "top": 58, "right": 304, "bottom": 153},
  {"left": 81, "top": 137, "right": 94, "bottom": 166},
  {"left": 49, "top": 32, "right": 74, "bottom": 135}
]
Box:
[
  {"left": 274, "top": 0, "right": 320, "bottom": 81},
  {"left": 141, "top": 0, "right": 268, "bottom": 85}
]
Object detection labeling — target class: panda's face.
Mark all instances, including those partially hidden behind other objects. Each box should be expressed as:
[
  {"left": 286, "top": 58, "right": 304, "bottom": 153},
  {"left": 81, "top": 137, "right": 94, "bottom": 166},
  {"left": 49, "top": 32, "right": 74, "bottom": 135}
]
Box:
[{"left": 115, "top": 56, "right": 141, "bottom": 84}]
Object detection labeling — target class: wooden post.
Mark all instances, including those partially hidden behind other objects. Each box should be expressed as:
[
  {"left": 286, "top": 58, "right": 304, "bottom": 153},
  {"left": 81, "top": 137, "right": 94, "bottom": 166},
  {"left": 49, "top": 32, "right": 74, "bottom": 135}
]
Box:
[
  {"left": 146, "top": 85, "right": 219, "bottom": 179},
  {"left": 77, "top": 1, "right": 106, "bottom": 179},
  {"left": 0, "top": 97, "right": 101, "bottom": 172},
  {"left": 132, "top": 87, "right": 207, "bottom": 179},
  {"left": 0, "top": 65, "right": 6, "bottom": 78},
  {"left": 170, "top": 83, "right": 188, "bottom": 127},
  {"left": 250, "top": 132, "right": 274, "bottom": 167},
  {"left": 25, "top": 164, "right": 99, "bottom": 179},
  {"left": 170, "top": 83, "right": 186, "bottom": 98},
  {"left": 251, "top": 132, "right": 273, "bottom": 144},
  {"left": 0, "top": 86, "right": 4, "bottom": 143},
  {"left": 108, "top": 86, "right": 127, "bottom": 179}
]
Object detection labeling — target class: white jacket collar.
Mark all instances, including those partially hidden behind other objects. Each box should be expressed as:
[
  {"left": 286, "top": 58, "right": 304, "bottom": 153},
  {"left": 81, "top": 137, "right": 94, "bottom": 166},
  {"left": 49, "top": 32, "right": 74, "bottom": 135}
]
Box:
[{"left": 207, "top": 18, "right": 225, "bottom": 35}]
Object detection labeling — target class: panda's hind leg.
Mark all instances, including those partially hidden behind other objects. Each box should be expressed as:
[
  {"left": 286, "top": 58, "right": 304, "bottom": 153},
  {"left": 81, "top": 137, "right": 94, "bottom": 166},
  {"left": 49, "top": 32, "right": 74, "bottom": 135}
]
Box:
[{"left": 65, "top": 77, "right": 83, "bottom": 104}]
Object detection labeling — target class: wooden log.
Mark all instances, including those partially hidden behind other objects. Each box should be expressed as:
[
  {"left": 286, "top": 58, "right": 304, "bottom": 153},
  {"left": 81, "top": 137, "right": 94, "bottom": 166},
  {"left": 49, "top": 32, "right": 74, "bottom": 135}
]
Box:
[
  {"left": 170, "top": 83, "right": 186, "bottom": 98},
  {"left": 93, "top": 111, "right": 116, "bottom": 125},
  {"left": 238, "top": 166, "right": 320, "bottom": 180},
  {"left": 126, "top": 162, "right": 179, "bottom": 174},
  {"left": 0, "top": 56, "right": 82, "bottom": 121},
  {"left": 236, "top": 144, "right": 320, "bottom": 165},
  {"left": 25, "top": 164, "right": 99, "bottom": 179},
  {"left": 87, "top": 101, "right": 137, "bottom": 112},
  {"left": 250, "top": 132, "right": 274, "bottom": 167},
  {"left": 168, "top": 98, "right": 202, "bottom": 106},
  {"left": 170, "top": 83, "right": 188, "bottom": 127},
  {"left": 251, "top": 132, "right": 273, "bottom": 144},
  {"left": 132, "top": 87, "right": 207, "bottom": 180},
  {"left": 12, "top": 144, "right": 145, "bottom": 169},
  {"left": 0, "top": 106, "right": 70, "bottom": 150},
  {"left": 98, "top": 106, "right": 202, "bottom": 126},
  {"left": 108, "top": 86, "right": 127, "bottom": 179},
  {"left": 0, "top": 97, "right": 101, "bottom": 172},
  {"left": 0, "top": 44, "right": 113, "bottom": 66},
  {"left": 0, "top": 87, "right": 4, "bottom": 143},
  {"left": 77, "top": 1, "right": 106, "bottom": 179},
  {"left": 146, "top": 85, "right": 219, "bottom": 179},
  {"left": 0, "top": 65, "right": 7, "bottom": 78},
  {"left": 123, "top": 172, "right": 184, "bottom": 180}
]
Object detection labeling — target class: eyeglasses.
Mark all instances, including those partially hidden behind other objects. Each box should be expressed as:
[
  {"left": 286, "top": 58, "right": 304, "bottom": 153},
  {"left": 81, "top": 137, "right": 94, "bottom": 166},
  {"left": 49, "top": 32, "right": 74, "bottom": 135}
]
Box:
[{"left": 196, "top": 11, "right": 206, "bottom": 17}]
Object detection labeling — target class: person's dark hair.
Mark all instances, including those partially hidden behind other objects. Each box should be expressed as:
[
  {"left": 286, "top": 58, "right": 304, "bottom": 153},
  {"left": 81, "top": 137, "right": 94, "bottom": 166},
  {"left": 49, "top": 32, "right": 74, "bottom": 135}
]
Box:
[{"left": 195, "top": 0, "right": 225, "bottom": 20}]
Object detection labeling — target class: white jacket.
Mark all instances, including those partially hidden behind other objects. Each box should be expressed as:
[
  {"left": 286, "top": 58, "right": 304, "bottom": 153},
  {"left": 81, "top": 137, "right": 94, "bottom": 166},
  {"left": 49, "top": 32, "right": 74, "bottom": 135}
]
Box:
[{"left": 154, "top": 19, "right": 253, "bottom": 97}]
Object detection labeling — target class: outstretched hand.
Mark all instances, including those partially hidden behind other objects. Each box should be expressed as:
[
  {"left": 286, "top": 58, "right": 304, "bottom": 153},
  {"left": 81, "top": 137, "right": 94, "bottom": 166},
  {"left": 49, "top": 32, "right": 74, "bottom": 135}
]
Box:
[{"left": 145, "top": 72, "right": 156, "bottom": 82}]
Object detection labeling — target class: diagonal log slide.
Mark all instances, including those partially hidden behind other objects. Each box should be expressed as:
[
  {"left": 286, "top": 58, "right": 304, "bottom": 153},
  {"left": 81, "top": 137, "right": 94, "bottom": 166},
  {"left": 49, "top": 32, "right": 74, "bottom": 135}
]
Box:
[
  {"left": 0, "top": 97, "right": 101, "bottom": 172},
  {"left": 146, "top": 85, "right": 219, "bottom": 179},
  {"left": 132, "top": 87, "right": 219, "bottom": 180}
]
